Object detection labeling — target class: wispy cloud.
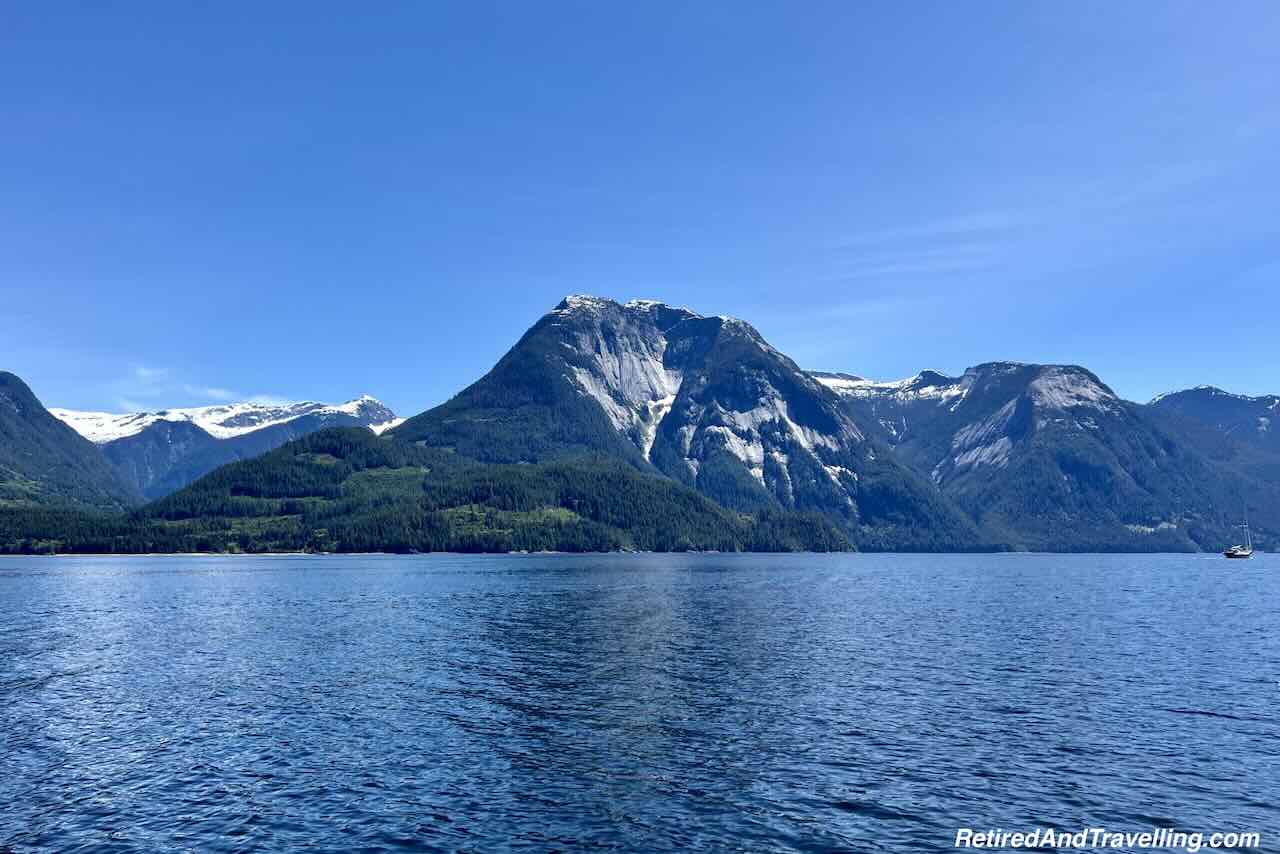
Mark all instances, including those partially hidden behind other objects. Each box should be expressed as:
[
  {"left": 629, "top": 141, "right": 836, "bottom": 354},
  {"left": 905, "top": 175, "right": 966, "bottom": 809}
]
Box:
[
  {"left": 183, "top": 384, "right": 237, "bottom": 401},
  {"left": 831, "top": 258, "right": 996, "bottom": 279},
  {"left": 824, "top": 243, "right": 1002, "bottom": 280},
  {"left": 761, "top": 293, "right": 940, "bottom": 368},
  {"left": 818, "top": 210, "right": 1026, "bottom": 285},
  {"left": 246, "top": 394, "right": 294, "bottom": 407},
  {"left": 107, "top": 364, "right": 171, "bottom": 408},
  {"left": 1067, "top": 159, "right": 1223, "bottom": 214},
  {"left": 816, "top": 157, "right": 1228, "bottom": 289},
  {"left": 766, "top": 293, "right": 936, "bottom": 327},
  {"left": 100, "top": 365, "right": 291, "bottom": 412},
  {"left": 132, "top": 365, "right": 169, "bottom": 382},
  {"left": 833, "top": 157, "right": 1223, "bottom": 252},
  {"left": 835, "top": 210, "right": 1031, "bottom": 249}
]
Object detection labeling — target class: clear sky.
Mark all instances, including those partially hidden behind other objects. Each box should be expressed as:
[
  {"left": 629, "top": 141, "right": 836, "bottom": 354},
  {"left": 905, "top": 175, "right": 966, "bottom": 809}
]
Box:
[{"left": 4, "top": 2, "right": 1278, "bottom": 415}]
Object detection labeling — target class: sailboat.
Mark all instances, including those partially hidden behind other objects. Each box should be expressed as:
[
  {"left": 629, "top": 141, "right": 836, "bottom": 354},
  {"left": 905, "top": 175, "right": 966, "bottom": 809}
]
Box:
[{"left": 1223, "top": 509, "right": 1254, "bottom": 559}]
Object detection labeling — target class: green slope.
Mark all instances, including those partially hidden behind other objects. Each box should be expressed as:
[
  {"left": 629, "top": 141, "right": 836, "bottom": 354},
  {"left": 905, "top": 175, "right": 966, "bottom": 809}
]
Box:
[
  {"left": 0, "top": 428, "right": 850, "bottom": 554},
  {"left": 0, "top": 371, "right": 139, "bottom": 511},
  {"left": 390, "top": 309, "right": 650, "bottom": 465}
]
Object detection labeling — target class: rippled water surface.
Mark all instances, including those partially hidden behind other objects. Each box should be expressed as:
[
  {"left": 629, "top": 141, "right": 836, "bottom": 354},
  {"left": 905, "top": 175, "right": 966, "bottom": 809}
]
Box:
[{"left": 2, "top": 553, "right": 1277, "bottom": 852}]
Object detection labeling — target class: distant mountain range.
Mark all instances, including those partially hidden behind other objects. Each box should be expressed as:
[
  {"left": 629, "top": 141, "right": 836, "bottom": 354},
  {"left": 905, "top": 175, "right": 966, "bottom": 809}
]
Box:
[
  {"left": 815, "top": 364, "right": 1278, "bottom": 551},
  {"left": 1150, "top": 386, "right": 1280, "bottom": 456},
  {"left": 2, "top": 295, "right": 1276, "bottom": 553},
  {"left": 51, "top": 397, "right": 401, "bottom": 499}
]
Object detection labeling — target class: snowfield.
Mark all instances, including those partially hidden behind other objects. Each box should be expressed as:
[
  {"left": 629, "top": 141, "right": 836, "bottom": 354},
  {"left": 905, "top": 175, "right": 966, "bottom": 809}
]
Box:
[{"left": 52, "top": 394, "right": 397, "bottom": 444}]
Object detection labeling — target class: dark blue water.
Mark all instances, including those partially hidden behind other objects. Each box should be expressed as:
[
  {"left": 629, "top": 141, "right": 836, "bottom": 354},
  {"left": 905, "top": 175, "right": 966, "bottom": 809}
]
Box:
[{"left": 1, "top": 554, "right": 1277, "bottom": 852}]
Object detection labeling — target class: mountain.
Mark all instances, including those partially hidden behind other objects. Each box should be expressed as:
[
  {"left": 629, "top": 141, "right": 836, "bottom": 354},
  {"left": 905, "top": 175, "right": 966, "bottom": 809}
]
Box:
[
  {"left": 53, "top": 396, "right": 401, "bottom": 499},
  {"left": 0, "top": 372, "right": 139, "bottom": 511},
  {"left": 1150, "top": 386, "right": 1280, "bottom": 456},
  {"left": 0, "top": 428, "right": 850, "bottom": 554},
  {"left": 393, "top": 296, "right": 985, "bottom": 550},
  {"left": 816, "top": 363, "right": 1278, "bottom": 551},
  {"left": 9, "top": 297, "right": 1273, "bottom": 554}
]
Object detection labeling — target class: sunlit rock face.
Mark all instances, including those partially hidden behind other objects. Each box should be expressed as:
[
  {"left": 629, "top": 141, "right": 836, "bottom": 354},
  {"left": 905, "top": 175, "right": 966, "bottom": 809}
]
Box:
[{"left": 391, "top": 295, "right": 975, "bottom": 545}]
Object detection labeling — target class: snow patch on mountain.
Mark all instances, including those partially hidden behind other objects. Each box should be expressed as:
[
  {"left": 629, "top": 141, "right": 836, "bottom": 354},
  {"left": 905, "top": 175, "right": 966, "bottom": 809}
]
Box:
[
  {"left": 1126, "top": 521, "right": 1178, "bottom": 535},
  {"left": 639, "top": 394, "right": 677, "bottom": 460},
  {"left": 369, "top": 417, "right": 406, "bottom": 435},
  {"left": 812, "top": 373, "right": 871, "bottom": 393},
  {"left": 555, "top": 294, "right": 614, "bottom": 315},
  {"left": 49, "top": 410, "right": 165, "bottom": 444},
  {"left": 814, "top": 373, "right": 910, "bottom": 397},
  {"left": 814, "top": 370, "right": 971, "bottom": 407}
]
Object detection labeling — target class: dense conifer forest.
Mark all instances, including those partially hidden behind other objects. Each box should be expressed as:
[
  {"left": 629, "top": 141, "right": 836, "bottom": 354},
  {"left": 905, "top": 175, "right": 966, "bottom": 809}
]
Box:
[{"left": 0, "top": 430, "right": 850, "bottom": 555}]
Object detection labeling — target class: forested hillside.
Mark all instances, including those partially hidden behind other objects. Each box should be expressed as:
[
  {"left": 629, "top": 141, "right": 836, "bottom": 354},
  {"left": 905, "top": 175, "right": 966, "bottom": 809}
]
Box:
[
  {"left": 0, "top": 429, "right": 849, "bottom": 554},
  {"left": 0, "top": 372, "right": 138, "bottom": 511}
]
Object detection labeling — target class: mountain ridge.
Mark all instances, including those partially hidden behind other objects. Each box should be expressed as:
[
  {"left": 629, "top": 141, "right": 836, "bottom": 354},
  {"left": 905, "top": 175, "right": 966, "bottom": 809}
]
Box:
[
  {"left": 53, "top": 395, "right": 401, "bottom": 443},
  {"left": 815, "top": 361, "right": 1277, "bottom": 551},
  {"left": 1149, "top": 386, "right": 1280, "bottom": 456},
  {"left": 4, "top": 296, "right": 1278, "bottom": 553}
]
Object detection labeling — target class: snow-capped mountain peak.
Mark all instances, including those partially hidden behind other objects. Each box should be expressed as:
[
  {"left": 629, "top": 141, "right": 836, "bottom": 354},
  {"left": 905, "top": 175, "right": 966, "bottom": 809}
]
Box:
[
  {"left": 812, "top": 370, "right": 971, "bottom": 405},
  {"left": 52, "top": 396, "right": 398, "bottom": 444},
  {"left": 815, "top": 364, "right": 1117, "bottom": 414}
]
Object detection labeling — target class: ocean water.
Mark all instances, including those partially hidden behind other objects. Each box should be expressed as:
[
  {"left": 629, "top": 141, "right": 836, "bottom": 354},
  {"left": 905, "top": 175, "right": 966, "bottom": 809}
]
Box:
[{"left": 1, "top": 553, "right": 1276, "bottom": 852}]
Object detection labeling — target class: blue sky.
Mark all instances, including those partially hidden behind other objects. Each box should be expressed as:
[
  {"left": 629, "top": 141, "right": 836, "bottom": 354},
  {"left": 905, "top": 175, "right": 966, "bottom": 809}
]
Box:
[{"left": 4, "top": 2, "right": 1278, "bottom": 415}]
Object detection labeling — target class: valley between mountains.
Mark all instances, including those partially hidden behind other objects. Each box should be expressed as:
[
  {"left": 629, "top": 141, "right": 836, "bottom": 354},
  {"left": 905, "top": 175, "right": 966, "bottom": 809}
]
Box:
[{"left": 3, "top": 296, "right": 1276, "bottom": 554}]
